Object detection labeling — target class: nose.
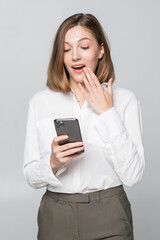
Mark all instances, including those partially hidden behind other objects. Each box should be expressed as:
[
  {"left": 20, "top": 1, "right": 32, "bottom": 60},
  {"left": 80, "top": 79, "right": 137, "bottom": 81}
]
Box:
[{"left": 72, "top": 48, "right": 80, "bottom": 61}]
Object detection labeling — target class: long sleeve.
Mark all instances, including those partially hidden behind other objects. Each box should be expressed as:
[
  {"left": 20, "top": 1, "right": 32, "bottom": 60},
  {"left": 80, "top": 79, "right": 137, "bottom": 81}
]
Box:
[
  {"left": 23, "top": 99, "right": 67, "bottom": 189},
  {"left": 94, "top": 96, "right": 145, "bottom": 186}
]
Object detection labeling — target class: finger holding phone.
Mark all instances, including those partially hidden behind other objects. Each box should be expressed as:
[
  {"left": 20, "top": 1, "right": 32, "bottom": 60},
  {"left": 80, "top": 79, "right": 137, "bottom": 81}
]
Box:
[{"left": 50, "top": 135, "right": 85, "bottom": 174}]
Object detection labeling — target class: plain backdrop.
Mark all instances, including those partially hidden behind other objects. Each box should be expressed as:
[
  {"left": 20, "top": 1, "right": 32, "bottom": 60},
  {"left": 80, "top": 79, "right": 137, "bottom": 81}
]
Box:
[{"left": 0, "top": 0, "right": 160, "bottom": 239}]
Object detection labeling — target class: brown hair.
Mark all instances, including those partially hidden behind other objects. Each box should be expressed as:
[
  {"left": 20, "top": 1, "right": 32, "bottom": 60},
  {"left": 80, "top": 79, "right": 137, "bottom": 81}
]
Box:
[{"left": 46, "top": 13, "right": 115, "bottom": 93}]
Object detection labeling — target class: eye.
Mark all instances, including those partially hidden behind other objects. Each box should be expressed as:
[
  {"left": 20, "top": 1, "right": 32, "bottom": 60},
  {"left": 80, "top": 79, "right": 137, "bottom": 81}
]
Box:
[
  {"left": 81, "top": 47, "right": 89, "bottom": 50},
  {"left": 64, "top": 49, "right": 70, "bottom": 52}
]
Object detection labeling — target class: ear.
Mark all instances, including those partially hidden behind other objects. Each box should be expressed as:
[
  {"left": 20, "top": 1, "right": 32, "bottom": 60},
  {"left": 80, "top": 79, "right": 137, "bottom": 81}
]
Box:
[{"left": 98, "top": 43, "right": 104, "bottom": 60}]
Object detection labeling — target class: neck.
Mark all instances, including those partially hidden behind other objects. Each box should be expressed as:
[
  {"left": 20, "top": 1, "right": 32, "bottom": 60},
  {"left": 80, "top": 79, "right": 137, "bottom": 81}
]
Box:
[
  {"left": 69, "top": 79, "right": 86, "bottom": 102},
  {"left": 69, "top": 79, "right": 87, "bottom": 94}
]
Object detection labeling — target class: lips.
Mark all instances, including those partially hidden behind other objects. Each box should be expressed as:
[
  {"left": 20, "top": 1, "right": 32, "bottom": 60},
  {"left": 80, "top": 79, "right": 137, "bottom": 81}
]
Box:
[
  {"left": 71, "top": 64, "right": 85, "bottom": 74},
  {"left": 72, "top": 64, "right": 85, "bottom": 69}
]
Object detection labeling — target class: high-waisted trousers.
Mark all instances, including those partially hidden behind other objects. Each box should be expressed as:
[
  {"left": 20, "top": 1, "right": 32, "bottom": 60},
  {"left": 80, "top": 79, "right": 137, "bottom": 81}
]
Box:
[{"left": 37, "top": 185, "right": 134, "bottom": 240}]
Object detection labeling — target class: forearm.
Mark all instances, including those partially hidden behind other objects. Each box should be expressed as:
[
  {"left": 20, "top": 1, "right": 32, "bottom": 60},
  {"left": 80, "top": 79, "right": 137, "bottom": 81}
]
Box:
[
  {"left": 108, "top": 131, "right": 145, "bottom": 186},
  {"left": 23, "top": 153, "right": 64, "bottom": 189},
  {"left": 94, "top": 104, "right": 145, "bottom": 186}
]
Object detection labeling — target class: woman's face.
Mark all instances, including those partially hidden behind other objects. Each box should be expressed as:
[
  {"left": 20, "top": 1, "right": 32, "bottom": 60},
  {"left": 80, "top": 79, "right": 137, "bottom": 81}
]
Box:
[{"left": 63, "top": 26, "right": 104, "bottom": 85}]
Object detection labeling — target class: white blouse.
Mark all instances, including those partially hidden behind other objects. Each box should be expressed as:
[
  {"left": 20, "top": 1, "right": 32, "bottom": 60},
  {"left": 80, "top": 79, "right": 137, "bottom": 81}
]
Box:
[{"left": 23, "top": 83, "right": 145, "bottom": 193}]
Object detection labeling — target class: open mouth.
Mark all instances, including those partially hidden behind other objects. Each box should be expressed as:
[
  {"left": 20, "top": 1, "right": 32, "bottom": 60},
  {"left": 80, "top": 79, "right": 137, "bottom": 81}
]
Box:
[{"left": 72, "top": 65, "right": 85, "bottom": 70}]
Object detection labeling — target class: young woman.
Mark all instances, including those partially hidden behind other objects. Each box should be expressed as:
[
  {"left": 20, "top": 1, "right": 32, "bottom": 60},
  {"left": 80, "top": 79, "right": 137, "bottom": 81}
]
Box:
[{"left": 23, "top": 13, "right": 145, "bottom": 240}]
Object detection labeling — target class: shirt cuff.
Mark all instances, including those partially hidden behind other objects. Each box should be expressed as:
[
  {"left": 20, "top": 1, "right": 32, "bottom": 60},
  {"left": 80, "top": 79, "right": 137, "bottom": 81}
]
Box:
[
  {"left": 39, "top": 152, "right": 67, "bottom": 186},
  {"left": 94, "top": 107, "right": 125, "bottom": 143},
  {"left": 55, "top": 165, "right": 67, "bottom": 177}
]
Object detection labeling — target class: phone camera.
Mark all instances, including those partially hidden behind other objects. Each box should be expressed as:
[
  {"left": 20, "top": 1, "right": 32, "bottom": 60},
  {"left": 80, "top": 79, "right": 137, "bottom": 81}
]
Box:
[
  {"left": 60, "top": 121, "right": 64, "bottom": 127},
  {"left": 55, "top": 120, "right": 64, "bottom": 128}
]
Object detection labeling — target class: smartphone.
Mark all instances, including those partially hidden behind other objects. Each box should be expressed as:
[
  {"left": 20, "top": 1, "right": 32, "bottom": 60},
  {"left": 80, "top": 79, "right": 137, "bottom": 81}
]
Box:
[{"left": 54, "top": 118, "right": 84, "bottom": 154}]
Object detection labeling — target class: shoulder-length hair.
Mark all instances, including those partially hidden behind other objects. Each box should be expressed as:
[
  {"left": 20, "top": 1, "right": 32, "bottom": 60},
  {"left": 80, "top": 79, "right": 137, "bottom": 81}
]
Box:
[{"left": 46, "top": 13, "right": 115, "bottom": 93}]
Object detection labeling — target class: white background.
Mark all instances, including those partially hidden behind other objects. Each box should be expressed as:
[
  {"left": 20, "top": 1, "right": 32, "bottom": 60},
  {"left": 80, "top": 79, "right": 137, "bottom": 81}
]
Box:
[{"left": 0, "top": 0, "right": 160, "bottom": 239}]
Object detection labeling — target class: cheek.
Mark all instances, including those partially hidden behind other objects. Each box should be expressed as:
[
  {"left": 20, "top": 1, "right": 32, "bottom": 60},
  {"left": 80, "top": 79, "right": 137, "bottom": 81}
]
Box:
[
  {"left": 83, "top": 51, "right": 99, "bottom": 67},
  {"left": 63, "top": 55, "right": 68, "bottom": 66}
]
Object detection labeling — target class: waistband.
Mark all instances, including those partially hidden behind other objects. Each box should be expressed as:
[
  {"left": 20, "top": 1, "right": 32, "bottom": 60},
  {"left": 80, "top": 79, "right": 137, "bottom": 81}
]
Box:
[{"left": 45, "top": 185, "right": 124, "bottom": 203}]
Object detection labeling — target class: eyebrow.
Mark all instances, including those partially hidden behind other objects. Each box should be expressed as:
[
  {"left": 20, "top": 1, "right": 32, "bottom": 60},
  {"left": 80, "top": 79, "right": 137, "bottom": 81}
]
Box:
[{"left": 64, "top": 37, "right": 91, "bottom": 45}]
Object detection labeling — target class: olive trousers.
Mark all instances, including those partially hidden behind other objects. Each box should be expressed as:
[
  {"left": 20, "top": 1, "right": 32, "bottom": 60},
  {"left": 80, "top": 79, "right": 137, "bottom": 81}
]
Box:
[{"left": 37, "top": 185, "right": 134, "bottom": 240}]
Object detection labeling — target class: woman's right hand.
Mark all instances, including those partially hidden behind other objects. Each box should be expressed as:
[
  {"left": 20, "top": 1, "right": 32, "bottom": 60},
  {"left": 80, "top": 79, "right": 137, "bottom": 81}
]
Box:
[{"left": 50, "top": 135, "right": 85, "bottom": 174}]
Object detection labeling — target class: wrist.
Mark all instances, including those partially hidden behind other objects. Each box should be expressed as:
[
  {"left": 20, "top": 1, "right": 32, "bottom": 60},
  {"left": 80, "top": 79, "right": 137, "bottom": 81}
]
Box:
[
  {"left": 51, "top": 163, "right": 59, "bottom": 174},
  {"left": 50, "top": 156, "right": 59, "bottom": 174},
  {"left": 99, "top": 106, "right": 113, "bottom": 115}
]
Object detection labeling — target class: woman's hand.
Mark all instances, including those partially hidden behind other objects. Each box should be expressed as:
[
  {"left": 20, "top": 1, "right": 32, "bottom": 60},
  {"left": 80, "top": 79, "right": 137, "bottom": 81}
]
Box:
[
  {"left": 50, "top": 135, "right": 85, "bottom": 174},
  {"left": 78, "top": 67, "right": 113, "bottom": 115}
]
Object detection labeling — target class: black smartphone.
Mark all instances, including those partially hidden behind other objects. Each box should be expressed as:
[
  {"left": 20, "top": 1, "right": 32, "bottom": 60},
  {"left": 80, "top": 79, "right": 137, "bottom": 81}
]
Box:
[{"left": 54, "top": 118, "right": 84, "bottom": 154}]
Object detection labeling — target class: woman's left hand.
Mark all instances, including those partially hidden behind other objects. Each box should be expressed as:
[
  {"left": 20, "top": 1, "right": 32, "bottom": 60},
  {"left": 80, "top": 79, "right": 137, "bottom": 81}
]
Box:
[{"left": 78, "top": 67, "right": 113, "bottom": 115}]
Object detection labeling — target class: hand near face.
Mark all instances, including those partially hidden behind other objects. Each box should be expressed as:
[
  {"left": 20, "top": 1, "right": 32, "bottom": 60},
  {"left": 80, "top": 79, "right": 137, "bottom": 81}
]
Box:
[{"left": 78, "top": 67, "right": 113, "bottom": 115}]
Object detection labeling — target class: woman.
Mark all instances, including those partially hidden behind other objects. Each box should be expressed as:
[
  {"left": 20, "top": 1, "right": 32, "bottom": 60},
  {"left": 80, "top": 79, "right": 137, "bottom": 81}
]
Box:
[{"left": 23, "top": 13, "right": 145, "bottom": 240}]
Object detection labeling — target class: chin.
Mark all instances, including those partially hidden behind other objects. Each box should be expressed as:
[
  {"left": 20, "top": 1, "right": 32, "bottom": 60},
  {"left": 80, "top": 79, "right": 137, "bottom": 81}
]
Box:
[{"left": 72, "top": 76, "right": 84, "bottom": 83}]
